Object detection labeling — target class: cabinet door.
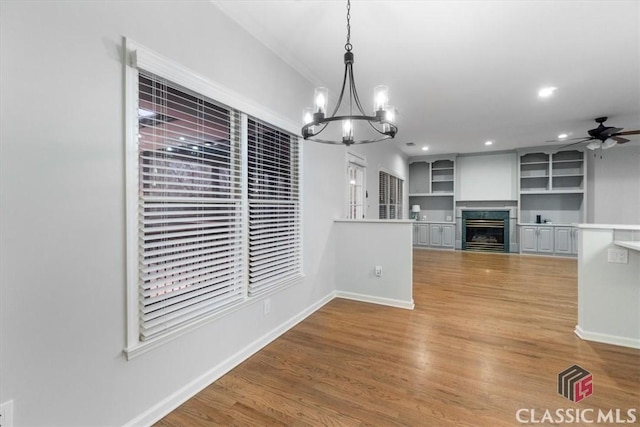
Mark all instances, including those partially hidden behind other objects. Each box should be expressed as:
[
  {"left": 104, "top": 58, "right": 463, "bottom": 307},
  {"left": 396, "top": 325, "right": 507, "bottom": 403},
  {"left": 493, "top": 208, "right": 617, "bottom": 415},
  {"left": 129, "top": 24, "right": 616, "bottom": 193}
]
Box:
[
  {"left": 554, "top": 227, "right": 572, "bottom": 254},
  {"left": 418, "top": 224, "right": 429, "bottom": 245},
  {"left": 413, "top": 225, "right": 418, "bottom": 245},
  {"left": 441, "top": 224, "right": 454, "bottom": 248},
  {"left": 571, "top": 228, "right": 579, "bottom": 255},
  {"left": 521, "top": 227, "right": 538, "bottom": 252},
  {"left": 429, "top": 224, "right": 442, "bottom": 246},
  {"left": 537, "top": 227, "right": 554, "bottom": 253}
]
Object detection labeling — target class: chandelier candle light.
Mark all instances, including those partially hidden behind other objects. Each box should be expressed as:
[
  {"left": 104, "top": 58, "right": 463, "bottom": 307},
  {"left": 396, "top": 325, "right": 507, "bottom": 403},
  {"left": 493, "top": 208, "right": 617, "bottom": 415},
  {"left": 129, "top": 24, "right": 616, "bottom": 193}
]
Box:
[{"left": 301, "top": 0, "right": 398, "bottom": 145}]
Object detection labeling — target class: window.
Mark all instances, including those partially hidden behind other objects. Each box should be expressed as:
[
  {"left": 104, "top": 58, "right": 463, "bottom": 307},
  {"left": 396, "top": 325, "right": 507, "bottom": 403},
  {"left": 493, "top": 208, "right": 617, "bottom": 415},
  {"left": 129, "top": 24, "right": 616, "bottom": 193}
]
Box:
[
  {"left": 379, "top": 171, "right": 404, "bottom": 219},
  {"left": 136, "top": 72, "right": 244, "bottom": 341},
  {"left": 247, "top": 118, "right": 301, "bottom": 296},
  {"left": 347, "top": 161, "right": 365, "bottom": 219},
  {"left": 125, "top": 40, "right": 302, "bottom": 354}
]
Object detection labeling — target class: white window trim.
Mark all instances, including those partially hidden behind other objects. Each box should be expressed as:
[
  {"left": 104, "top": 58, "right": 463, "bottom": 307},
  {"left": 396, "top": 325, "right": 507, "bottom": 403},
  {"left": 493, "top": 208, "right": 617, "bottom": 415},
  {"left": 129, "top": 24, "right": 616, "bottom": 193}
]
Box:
[{"left": 123, "top": 38, "right": 304, "bottom": 359}]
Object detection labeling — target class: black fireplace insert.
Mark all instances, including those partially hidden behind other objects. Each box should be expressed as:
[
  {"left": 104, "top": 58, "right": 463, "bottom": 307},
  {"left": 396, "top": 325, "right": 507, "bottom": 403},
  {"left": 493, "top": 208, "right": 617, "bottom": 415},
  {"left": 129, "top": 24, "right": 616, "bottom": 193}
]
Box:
[{"left": 462, "top": 211, "right": 510, "bottom": 252}]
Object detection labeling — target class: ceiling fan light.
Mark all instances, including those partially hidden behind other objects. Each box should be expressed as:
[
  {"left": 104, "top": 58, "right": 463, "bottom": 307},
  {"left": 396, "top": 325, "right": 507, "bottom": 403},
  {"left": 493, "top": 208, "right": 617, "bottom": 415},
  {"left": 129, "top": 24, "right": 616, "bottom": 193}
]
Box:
[
  {"left": 586, "top": 141, "right": 600, "bottom": 150},
  {"left": 602, "top": 139, "right": 617, "bottom": 150}
]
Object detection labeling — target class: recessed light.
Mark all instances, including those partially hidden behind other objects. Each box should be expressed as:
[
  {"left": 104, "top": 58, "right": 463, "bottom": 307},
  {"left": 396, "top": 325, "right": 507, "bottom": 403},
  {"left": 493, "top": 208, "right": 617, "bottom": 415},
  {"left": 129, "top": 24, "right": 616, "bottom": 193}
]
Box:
[
  {"left": 484, "top": 141, "right": 493, "bottom": 146},
  {"left": 166, "top": 147, "right": 173, "bottom": 151},
  {"left": 179, "top": 137, "right": 185, "bottom": 141},
  {"left": 558, "top": 133, "right": 568, "bottom": 139},
  {"left": 538, "top": 87, "right": 557, "bottom": 98},
  {"left": 192, "top": 145, "right": 199, "bottom": 150},
  {"left": 421, "top": 146, "right": 429, "bottom": 151}
]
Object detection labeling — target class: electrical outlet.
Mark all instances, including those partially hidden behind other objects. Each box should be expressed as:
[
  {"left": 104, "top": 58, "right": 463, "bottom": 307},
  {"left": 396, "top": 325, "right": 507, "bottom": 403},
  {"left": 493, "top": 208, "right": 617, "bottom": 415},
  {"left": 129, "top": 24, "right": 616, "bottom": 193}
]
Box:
[
  {"left": 263, "top": 298, "right": 271, "bottom": 315},
  {"left": 608, "top": 248, "right": 629, "bottom": 264},
  {"left": 374, "top": 266, "right": 382, "bottom": 277},
  {"left": 0, "top": 400, "right": 14, "bottom": 427}
]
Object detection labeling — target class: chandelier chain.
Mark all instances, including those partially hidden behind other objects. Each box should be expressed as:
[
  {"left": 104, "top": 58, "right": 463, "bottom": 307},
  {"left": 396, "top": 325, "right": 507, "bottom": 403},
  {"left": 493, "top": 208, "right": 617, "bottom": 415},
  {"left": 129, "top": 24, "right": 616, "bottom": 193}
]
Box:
[{"left": 345, "top": 0, "right": 352, "bottom": 51}]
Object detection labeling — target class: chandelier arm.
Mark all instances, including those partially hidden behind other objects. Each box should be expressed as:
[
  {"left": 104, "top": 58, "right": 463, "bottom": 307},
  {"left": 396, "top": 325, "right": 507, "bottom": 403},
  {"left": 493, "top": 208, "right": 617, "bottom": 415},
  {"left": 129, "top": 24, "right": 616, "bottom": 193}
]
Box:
[
  {"left": 366, "top": 120, "right": 389, "bottom": 135},
  {"left": 329, "top": 60, "right": 351, "bottom": 118},
  {"left": 301, "top": 120, "right": 330, "bottom": 139},
  {"left": 347, "top": 63, "right": 368, "bottom": 116}
]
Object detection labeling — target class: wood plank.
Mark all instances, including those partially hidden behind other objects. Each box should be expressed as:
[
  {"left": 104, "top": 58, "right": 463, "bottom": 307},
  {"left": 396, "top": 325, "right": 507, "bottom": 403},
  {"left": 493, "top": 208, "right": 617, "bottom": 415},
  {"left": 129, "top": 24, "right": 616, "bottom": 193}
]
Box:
[{"left": 155, "top": 250, "right": 640, "bottom": 426}]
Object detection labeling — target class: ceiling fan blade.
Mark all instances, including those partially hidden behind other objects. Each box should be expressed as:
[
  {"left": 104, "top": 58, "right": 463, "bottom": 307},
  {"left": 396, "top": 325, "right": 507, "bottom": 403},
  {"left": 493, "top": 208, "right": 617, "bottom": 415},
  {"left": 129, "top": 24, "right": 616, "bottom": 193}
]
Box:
[
  {"left": 559, "top": 138, "right": 593, "bottom": 149},
  {"left": 615, "top": 130, "right": 640, "bottom": 136},
  {"left": 611, "top": 136, "right": 630, "bottom": 144},
  {"left": 545, "top": 136, "right": 590, "bottom": 143},
  {"left": 599, "top": 127, "right": 624, "bottom": 138}
]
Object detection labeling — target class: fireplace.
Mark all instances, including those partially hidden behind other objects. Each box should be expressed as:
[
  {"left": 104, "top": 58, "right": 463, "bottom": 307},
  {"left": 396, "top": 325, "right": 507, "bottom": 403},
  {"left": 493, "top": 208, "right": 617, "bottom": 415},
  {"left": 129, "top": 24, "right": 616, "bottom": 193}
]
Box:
[{"left": 462, "top": 211, "right": 510, "bottom": 252}]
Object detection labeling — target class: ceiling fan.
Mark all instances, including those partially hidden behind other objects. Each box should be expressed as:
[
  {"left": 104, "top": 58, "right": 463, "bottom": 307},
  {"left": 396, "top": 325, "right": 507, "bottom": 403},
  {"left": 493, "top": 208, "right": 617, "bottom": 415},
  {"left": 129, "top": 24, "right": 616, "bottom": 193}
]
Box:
[{"left": 553, "top": 117, "right": 640, "bottom": 151}]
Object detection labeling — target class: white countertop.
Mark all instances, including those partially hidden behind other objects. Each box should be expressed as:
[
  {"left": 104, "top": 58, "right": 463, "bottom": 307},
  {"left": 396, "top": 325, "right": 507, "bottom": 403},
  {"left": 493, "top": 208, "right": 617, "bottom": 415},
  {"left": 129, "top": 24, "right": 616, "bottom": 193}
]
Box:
[
  {"left": 518, "top": 223, "right": 576, "bottom": 227},
  {"left": 577, "top": 224, "right": 640, "bottom": 231},
  {"left": 614, "top": 241, "right": 640, "bottom": 252},
  {"left": 334, "top": 219, "right": 413, "bottom": 224},
  {"left": 413, "top": 221, "right": 456, "bottom": 225}
]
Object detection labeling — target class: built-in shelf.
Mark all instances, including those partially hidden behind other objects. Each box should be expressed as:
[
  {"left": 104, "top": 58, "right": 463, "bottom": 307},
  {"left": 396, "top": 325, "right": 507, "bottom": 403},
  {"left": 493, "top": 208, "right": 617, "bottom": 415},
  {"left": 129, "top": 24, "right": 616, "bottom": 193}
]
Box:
[
  {"left": 408, "top": 156, "right": 456, "bottom": 222},
  {"left": 518, "top": 149, "right": 586, "bottom": 229}
]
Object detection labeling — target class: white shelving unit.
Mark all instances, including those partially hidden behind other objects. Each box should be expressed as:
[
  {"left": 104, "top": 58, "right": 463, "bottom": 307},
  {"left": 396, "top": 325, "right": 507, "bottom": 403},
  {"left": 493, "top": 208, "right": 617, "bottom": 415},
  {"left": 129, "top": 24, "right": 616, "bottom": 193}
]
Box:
[
  {"left": 517, "top": 149, "right": 586, "bottom": 256},
  {"left": 408, "top": 156, "right": 456, "bottom": 223}
]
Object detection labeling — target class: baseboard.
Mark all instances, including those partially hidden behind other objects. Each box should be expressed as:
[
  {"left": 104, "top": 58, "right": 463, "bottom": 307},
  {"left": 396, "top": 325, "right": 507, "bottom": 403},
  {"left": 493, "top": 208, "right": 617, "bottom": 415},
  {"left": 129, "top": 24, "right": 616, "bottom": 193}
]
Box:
[
  {"left": 574, "top": 325, "right": 640, "bottom": 349},
  {"left": 334, "top": 291, "right": 415, "bottom": 310},
  {"left": 123, "top": 291, "right": 336, "bottom": 427}
]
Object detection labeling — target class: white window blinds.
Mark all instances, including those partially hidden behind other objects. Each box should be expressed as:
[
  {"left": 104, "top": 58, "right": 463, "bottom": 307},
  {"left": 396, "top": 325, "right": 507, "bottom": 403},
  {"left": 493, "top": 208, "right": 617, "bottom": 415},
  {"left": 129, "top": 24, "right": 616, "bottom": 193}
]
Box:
[
  {"left": 379, "top": 171, "right": 404, "bottom": 220},
  {"left": 247, "top": 118, "right": 301, "bottom": 296},
  {"left": 137, "top": 72, "right": 244, "bottom": 340}
]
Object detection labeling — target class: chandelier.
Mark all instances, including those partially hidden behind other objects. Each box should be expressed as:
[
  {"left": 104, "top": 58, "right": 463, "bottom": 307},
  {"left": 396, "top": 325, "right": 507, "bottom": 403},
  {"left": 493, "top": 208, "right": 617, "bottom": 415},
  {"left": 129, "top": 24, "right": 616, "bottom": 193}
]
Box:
[{"left": 301, "top": 0, "right": 398, "bottom": 146}]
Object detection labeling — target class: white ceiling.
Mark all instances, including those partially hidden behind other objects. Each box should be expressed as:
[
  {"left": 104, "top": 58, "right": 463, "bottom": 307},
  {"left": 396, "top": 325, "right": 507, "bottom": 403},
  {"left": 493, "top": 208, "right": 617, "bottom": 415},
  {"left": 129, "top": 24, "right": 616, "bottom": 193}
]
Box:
[{"left": 213, "top": 0, "right": 640, "bottom": 156}]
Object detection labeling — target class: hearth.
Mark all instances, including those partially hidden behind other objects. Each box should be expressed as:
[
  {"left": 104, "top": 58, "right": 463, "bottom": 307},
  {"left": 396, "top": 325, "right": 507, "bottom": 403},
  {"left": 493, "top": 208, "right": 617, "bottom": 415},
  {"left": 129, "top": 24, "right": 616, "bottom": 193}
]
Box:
[{"left": 462, "top": 211, "right": 510, "bottom": 252}]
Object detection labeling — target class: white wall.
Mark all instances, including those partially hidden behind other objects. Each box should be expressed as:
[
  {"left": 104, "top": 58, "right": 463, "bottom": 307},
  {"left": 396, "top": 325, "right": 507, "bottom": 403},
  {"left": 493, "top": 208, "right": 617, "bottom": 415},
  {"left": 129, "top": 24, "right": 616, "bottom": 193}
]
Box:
[
  {"left": 348, "top": 143, "right": 409, "bottom": 219},
  {"left": 576, "top": 226, "right": 640, "bottom": 348},
  {"left": 0, "top": 2, "right": 344, "bottom": 426},
  {"left": 587, "top": 145, "right": 640, "bottom": 225},
  {"left": 334, "top": 221, "right": 414, "bottom": 308},
  {"left": 456, "top": 152, "right": 518, "bottom": 201}
]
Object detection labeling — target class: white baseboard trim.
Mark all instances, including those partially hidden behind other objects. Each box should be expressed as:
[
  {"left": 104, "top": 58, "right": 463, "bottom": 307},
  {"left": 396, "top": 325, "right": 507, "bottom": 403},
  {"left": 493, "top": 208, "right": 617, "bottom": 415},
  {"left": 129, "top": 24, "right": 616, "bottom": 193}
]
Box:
[
  {"left": 123, "top": 291, "right": 336, "bottom": 427},
  {"left": 334, "top": 291, "right": 415, "bottom": 310},
  {"left": 574, "top": 325, "right": 640, "bottom": 349}
]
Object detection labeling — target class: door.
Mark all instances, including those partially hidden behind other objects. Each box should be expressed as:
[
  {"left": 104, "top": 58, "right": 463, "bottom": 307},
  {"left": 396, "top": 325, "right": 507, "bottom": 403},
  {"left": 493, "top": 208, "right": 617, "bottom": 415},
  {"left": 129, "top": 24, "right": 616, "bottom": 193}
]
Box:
[
  {"left": 417, "top": 224, "right": 429, "bottom": 246},
  {"left": 429, "top": 224, "right": 442, "bottom": 246},
  {"left": 538, "top": 227, "right": 554, "bottom": 253},
  {"left": 521, "top": 226, "right": 538, "bottom": 252},
  {"left": 441, "top": 224, "right": 454, "bottom": 248},
  {"left": 571, "top": 228, "right": 579, "bottom": 255},
  {"left": 554, "top": 227, "right": 572, "bottom": 254}
]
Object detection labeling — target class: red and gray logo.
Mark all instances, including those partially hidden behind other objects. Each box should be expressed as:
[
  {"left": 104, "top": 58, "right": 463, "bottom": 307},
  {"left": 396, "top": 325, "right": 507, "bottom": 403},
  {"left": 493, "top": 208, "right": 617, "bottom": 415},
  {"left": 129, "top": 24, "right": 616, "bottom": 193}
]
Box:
[{"left": 558, "top": 365, "right": 593, "bottom": 402}]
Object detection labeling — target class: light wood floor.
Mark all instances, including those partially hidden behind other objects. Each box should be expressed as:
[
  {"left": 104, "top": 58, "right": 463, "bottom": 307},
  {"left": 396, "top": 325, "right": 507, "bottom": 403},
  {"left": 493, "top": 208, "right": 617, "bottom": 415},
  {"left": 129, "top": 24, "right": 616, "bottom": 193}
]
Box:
[{"left": 156, "top": 250, "right": 640, "bottom": 426}]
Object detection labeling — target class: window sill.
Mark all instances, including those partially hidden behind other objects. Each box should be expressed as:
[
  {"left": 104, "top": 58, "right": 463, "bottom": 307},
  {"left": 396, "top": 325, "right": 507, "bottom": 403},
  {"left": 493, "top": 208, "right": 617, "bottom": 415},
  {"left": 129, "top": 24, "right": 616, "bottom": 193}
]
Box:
[{"left": 123, "top": 274, "right": 304, "bottom": 360}]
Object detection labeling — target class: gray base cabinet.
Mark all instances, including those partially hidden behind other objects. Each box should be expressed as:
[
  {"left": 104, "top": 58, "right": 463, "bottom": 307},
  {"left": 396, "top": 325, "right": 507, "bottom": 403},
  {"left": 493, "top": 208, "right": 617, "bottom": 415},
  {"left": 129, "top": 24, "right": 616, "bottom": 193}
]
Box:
[
  {"left": 413, "top": 222, "right": 454, "bottom": 249},
  {"left": 413, "top": 224, "right": 429, "bottom": 246},
  {"left": 554, "top": 227, "right": 579, "bottom": 255},
  {"left": 520, "top": 225, "right": 578, "bottom": 256}
]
